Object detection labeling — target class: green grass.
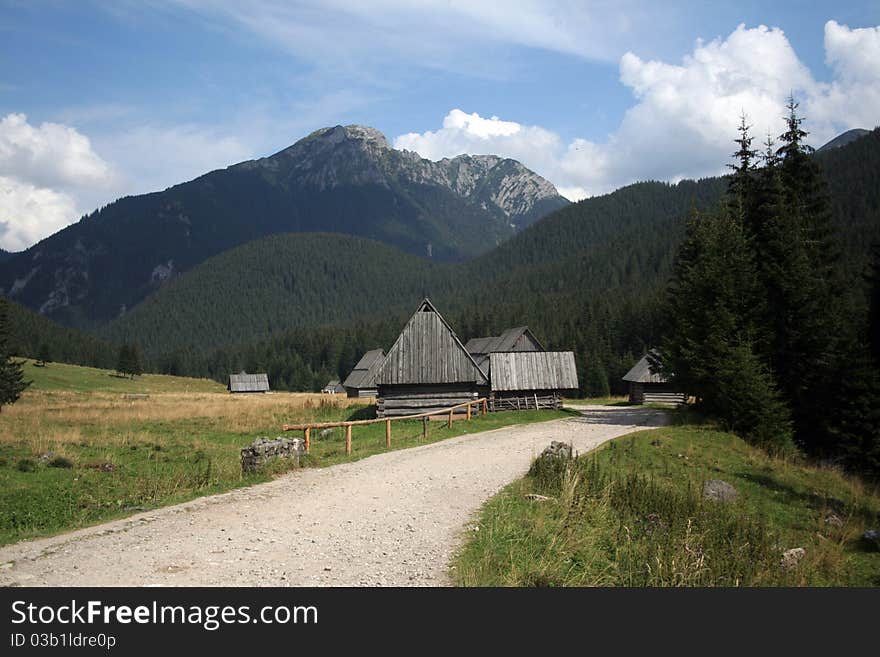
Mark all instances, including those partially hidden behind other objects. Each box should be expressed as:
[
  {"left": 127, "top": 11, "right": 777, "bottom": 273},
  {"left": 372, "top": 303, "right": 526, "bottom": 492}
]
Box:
[
  {"left": 563, "top": 396, "right": 633, "bottom": 406},
  {"left": 454, "top": 426, "right": 880, "bottom": 586},
  {"left": 0, "top": 379, "right": 571, "bottom": 546},
  {"left": 21, "top": 359, "right": 224, "bottom": 393}
]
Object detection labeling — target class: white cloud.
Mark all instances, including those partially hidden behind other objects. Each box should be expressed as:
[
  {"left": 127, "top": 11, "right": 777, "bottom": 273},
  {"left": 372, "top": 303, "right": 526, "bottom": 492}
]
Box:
[
  {"left": 0, "top": 176, "right": 79, "bottom": 251},
  {"left": 0, "top": 113, "right": 117, "bottom": 251},
  {"left": 0, "top": 113, "right": 114, "bottom": 192},
  {"left": 395, "top": 22, "right": 880, "bottom": 201}
]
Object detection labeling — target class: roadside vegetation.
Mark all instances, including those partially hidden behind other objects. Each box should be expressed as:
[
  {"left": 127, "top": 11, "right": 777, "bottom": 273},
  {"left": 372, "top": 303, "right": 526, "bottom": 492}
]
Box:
[
  {"left": 454, "top": 426, "right": 880, "bottom": 587},
  {"left": 0, "top": 360, "right": 569, "bottom": 546}
]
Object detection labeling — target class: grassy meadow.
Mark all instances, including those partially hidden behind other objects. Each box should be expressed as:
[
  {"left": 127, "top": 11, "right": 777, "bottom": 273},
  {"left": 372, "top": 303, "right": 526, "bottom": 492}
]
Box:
[
  {"left": 0, "top": 360, "right": 569, "bottom": 546},
  {"left": 454, "top": 426, "right": 880, "bottom": 586}
]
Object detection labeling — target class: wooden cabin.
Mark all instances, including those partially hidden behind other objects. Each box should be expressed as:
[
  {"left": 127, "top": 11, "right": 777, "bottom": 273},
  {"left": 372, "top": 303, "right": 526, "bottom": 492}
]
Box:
[
  {"left": 465, "top": 326, "right": 544, "bottom": 373},
  {"left": 343, "top": 349, "right": 385, "bottom": 398},
  {"left": 228, "top": 372, "right": 270, "bottom": 394},
  {"left": 375, "top": 299, "right": 488, "bottom": 417},
  {"left": 489, "top": 351, "right": 578, "bottom": 410},
  {"left": 622, "top": 352, "right": 686, "bottom": 405},
  {"left": 321, "top": 380, "right": 346, "bottom": 395}
]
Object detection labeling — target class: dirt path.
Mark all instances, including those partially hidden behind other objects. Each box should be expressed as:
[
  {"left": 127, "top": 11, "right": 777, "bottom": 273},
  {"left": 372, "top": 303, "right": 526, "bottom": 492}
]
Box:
[{"left": 0, "top": 406, "right": 667, "bottom": 587}]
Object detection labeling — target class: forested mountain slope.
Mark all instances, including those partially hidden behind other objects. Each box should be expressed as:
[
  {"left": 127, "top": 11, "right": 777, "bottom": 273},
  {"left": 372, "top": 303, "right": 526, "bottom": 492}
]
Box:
[{"left": 0, "top": 125, "right": 566, "bottom": 328}]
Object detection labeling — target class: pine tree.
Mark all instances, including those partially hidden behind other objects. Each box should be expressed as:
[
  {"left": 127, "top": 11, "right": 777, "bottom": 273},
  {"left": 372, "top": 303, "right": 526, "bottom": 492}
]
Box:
[
  {"left": 116, "top": 344, "right": 133, "bottom": 378},
  {"left": 870, "top": 242, "right": 880, "bottom": 367},
  {"left": 0, "top": 298, "right": 30, "bottom": 412},
  {"left": 584, "top": 357, "right": 611, "bottom": 398},
  {"left": 766, "top": 98, "right": 848, "bottom": 453},
  {"left": 660, "top": 206, "right": 792, "bottom": 449},
  {"left": 129, "top": 343, "right": 143, "bottom": 379},
  {"left": 36, "top": 342, "right": 51, "bottom": 367}
]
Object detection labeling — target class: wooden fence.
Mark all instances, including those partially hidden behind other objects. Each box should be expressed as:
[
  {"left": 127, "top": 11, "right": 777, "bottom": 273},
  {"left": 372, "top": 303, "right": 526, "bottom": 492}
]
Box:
[{"left": 282, "top": 398, "right": 489, "bottom": 455}]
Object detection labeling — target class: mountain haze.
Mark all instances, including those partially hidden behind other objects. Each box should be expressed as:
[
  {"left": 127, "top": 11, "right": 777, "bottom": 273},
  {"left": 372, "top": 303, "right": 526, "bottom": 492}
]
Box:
[{"left": 0, "top": 125, "right": 567, "bottom": 327}]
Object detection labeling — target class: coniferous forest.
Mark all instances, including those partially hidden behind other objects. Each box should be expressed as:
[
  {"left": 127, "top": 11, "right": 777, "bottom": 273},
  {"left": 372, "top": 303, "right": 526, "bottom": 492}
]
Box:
[{"left": 2, "top": 115, "right": 879, "bottom": 473}]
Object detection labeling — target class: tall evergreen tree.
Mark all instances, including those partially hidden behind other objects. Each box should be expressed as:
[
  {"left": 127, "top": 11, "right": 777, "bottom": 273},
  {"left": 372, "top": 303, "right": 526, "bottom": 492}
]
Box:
[
  {"left": 660, "top": 208, "right": 792, "bottom": 450},
  {"left": 870, "top": 242, "right": 880, "bottom": 367},
  {"left": 0, "top": 298, "right": 30, "bottom": 412}
]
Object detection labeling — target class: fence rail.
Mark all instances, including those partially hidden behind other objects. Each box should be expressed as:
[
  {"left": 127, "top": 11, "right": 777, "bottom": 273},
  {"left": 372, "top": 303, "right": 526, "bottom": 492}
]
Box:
[{"left": 282, "top": 398, "right": 489, "bottom": 455}]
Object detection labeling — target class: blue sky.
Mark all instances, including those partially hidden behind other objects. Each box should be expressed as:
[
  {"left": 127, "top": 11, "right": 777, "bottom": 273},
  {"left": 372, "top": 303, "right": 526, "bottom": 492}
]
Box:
[{"left": 1, "top": 1, "right": 879, "bottom": 251}]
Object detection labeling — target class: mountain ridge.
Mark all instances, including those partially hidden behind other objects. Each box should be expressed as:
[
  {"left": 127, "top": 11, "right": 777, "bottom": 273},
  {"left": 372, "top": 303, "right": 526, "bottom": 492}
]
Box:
[{"left": 0, "top": 124, "right": 567, "bottom": 327}]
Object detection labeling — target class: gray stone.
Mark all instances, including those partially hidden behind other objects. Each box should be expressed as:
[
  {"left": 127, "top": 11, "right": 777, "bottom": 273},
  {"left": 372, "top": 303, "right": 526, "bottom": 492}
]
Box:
[
  {"left": 241, "top": 436, "right": 306, "bottom": 473},
  {"left": 780, "top": 547, "right": 805, "bottom": 570},
  {"left": 824, "top": 514, "right": 844, "bottom": 528},
  {"left": 863, "top": 529, "right": 879, "bottom": 550},
  {"left": 525, "top": 493, "right": 553, "bottom": 502},
  {"left": 703, "top": 479, "right": 738, "bottom": 502},
  {"left": 539, "top": 441, "right": 573, "bottom": 461}
]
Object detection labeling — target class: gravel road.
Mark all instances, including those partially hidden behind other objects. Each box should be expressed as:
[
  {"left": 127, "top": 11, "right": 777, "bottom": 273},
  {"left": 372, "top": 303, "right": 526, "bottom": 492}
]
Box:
[{"left": 0, "top": 406, "right": 667, "bottom": 587}]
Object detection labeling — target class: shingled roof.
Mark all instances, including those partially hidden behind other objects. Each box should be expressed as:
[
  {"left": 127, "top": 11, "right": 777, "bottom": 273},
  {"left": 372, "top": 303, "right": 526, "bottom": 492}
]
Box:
[
  {"left": 376, "top": 298, "right": 488, "bottom": 385},
  {"left": 464, "top": 326, "right": 545, "bottom": 356},
  {"left": 622, "top": 351, "right": 668, "bottom": 384},
  {"left": 343, "top": 349, "right": 385, "bottom": 390},
  {"left": 228, "top": 372, "right": 270, "bottom": 393}
]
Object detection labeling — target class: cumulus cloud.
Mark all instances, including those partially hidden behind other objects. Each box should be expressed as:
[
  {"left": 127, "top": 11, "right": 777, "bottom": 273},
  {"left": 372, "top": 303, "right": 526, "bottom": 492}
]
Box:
[
  {"left": 0, "top": 114, "right": 117, "bottom": 251},
  {"left": 0, "top": 177, "right": 80, "bottom": 252},
  {"left": 395, "top": 22, "right": 880, "bottom": 201}
]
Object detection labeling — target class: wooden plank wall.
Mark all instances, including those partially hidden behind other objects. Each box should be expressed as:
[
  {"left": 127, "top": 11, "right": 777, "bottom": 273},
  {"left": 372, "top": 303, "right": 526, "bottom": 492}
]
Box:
[
  {"left": 378, "top": 309, "right": 484, "bottom": 385},
  {"left": 489, "top": 352, "right": 578, "bottom": 391}
]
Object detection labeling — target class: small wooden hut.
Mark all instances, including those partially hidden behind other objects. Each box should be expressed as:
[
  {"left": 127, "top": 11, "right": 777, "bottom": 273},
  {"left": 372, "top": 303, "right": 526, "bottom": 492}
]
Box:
[
  {"left": 228, "top": 372, "right": 270, "bottom": 394},
  {"left": 622, "top": 352, "right": 686, "bottom": 405},
  {"left": 321, "top": 380, "right": 346, "bottom": 395},
  {"left": 343, "top": 349, "right": 385, "bottom": 398},
  {"left": 489, "top": 351, "right": 578, "bottom": 410},
  {"left": 375, "top": 298, "right": 488, "bottom": 417}
]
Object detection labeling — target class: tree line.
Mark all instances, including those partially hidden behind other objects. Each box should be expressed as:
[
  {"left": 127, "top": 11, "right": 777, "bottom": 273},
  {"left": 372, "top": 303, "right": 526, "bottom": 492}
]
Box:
[{"left": 660, "top": 100, "right": 880, "bottom": 475}]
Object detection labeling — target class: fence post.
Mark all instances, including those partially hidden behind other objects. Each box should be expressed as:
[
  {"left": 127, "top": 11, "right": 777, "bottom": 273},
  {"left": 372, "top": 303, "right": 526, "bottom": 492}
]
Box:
[
  {"left": 422, "top": 416, "right": 428, "bottom": 439},
  {"left": 466, "top": 402, "right": 471, "bottom": 421},
  {"left": 482, "top": 399, "right": 488, "bottom": 415},
  {"left": 448, "top": 409, "right": 453, "bottom": 429},
  {"left": 304, "top": 427, "right": 310, "bottom": 454},
  {"left": 345, "top": 424, "right": 352, "bottom": 455},
  {"left": 385, "top": 420, "right": 391, "bottom": 448}
]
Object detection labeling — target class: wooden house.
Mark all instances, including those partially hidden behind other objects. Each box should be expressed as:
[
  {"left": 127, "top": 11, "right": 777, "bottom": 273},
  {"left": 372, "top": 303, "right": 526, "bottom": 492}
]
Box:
[
  {"left": 228, "top": 371, "right": 270, "bottom": 394},
  {"left": 375, "top": 299, "right": 488, "bottom": 417},
  {"left": 622, "top": 352, "right": 686, "bottom": 405},
  {"left": 465, "top": 326, "right": 544, "bottom": 372},
  {"left": 489, "top": 351, "right": 578, "bottom": 410},
  {"left": 321, "top": 380, "right": 346, "bottom": 395},
  {"left": 343, "top": 349, "right": 385, "bottom": 398}
]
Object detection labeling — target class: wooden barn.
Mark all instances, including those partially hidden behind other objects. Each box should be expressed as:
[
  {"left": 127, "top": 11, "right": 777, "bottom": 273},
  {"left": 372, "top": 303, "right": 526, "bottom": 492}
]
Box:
[
  {"left": 342, "top": 349, "right": 385, "bottom": 398},
  {"left": 465, "top": 326, "right": 544, "bottom": 372},
  {"left": 375, "top": 299, "right": 488, "bottom": 417},
  {"left": 321, "top": 380, "right": 346, "bottom": 395},
  {"left": 228, "top": 372, "right": 270, "bottom": 394},
  {"left": 622, "top": 352, "right": 687, "bottom": 405},
  {"left": 489, "top": 351, "right": 578, "bottom": 410}
]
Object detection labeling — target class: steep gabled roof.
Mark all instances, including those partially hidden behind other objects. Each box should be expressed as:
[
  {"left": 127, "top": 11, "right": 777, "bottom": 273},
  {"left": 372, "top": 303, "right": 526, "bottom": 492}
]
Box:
[
  {"left": 490, "top": 352, "right": 579, "bottom": 391},
  {"left": 322, "top": 379, "right": 345, "bottom": 393},
  {"left": 465, "top": 326, "right": 545, "bottom": 356},
  {"left": 622, "top": 351, "right": 668, "bottom": 383},
  {"left": 343, "top": 349, "right": 385, "bottom": 389},
  {"left": 228, "top": 372, "right": 270, "bottom": 392},
  {"left": 376, "top": 298, "right": 488, "bottom": 385}
]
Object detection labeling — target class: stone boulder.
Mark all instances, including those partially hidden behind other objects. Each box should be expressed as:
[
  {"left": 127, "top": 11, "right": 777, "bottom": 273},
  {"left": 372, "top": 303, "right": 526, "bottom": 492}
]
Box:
[
  {"left": 702, "top": 479, "right": 738, "bottom": 503},
  {"left": 780, "top": 547, "right": 805, "bottom": 570},
  {"left": 241, "top": 436, "right": 305, "bottom": 473}
]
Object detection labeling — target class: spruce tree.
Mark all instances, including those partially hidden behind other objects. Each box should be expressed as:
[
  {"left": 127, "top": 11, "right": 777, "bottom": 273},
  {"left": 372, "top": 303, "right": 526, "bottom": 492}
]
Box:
[
  {"left": 116, "top": 344, "right": 133, "bottom": 378},
  {"left": 0, "top": 298, "right": 30, "bottom": 412},
  {"left": 660, "top": 206, "right": 792, "bottom": 449},
  {"left": 36, "top": 342, "right": 51, "bottom": 367},
  {"left": 870, "top": 242, "right": 880, "bottom": 367}
]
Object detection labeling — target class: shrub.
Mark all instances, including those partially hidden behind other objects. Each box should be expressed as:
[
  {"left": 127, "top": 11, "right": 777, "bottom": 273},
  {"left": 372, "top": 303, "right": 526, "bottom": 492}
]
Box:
[
  {"left": 48, "top": 456, "right": 74, "bottom": 469},
  {"left": 17, "top": 458, "right": 36, "bottom": 473}
]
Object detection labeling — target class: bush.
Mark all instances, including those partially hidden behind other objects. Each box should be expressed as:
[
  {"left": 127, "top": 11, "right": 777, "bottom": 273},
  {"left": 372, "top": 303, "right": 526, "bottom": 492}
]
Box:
[
  {"left": 17, "top": 458, "right": 36, "bottom": 473},
  {"left": 48, "top": 456, "right": 74, "bottom": 469}
]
